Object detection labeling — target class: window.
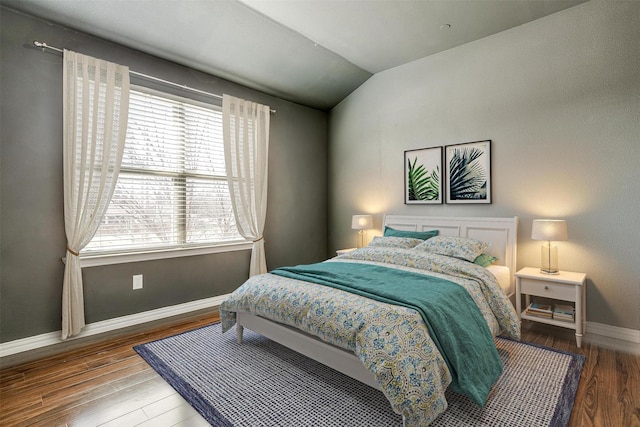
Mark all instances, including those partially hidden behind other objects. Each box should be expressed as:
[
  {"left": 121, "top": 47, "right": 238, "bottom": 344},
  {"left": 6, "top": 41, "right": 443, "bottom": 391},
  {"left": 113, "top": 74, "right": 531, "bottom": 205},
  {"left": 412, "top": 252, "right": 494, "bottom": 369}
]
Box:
[{"left": 84, "top": 86, "right": 244, "bottom": 255}]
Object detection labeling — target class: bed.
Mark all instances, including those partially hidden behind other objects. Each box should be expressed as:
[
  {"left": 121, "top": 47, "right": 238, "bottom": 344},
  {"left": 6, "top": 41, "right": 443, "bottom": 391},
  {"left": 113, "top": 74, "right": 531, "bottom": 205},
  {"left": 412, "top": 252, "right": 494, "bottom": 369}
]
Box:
[{"left": 220, "top": 215, "right": 520, "bottom": 426}]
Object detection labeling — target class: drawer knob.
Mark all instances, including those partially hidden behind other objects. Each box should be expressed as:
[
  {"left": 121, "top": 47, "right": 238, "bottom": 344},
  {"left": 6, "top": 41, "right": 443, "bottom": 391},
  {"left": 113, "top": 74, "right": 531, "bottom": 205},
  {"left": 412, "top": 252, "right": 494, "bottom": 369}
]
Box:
[{"left": 544, "top": 285, "right": 549, "bottom": 290}]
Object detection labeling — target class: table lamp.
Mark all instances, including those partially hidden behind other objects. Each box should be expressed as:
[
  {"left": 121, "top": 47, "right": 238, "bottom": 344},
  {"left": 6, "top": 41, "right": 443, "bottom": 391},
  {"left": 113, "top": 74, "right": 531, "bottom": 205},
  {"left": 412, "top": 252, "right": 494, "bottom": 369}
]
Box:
[
  {"left": 531, "top": 219, "right": 568, "bottom": 274},
  {"left": 351, "top": 215, "right": 373, "bottom": 248}
]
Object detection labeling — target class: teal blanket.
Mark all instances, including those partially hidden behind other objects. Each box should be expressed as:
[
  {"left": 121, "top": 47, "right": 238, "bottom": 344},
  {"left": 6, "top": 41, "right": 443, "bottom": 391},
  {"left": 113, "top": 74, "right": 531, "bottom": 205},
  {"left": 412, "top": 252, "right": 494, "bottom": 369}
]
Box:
[{"left": 271, "top": 261, "right": 502, "bottom": 406}]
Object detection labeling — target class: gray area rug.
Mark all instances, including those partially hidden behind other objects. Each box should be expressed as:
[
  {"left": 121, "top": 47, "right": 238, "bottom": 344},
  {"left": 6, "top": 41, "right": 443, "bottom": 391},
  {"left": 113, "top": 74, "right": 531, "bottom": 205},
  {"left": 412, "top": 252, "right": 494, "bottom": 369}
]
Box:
[{"left": 134, "top": 323, "right": 583, "bottom": 426}]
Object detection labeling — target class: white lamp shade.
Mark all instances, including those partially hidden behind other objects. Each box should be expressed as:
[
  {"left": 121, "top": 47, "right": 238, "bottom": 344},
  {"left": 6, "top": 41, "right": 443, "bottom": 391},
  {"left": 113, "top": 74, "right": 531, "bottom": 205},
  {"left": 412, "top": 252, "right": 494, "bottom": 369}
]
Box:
[
  {"left": 351, "top": 215, "right": 373, "bottom": 230},
  {"left": 531, "top": 219, "right": 568, "bottom": 241}
]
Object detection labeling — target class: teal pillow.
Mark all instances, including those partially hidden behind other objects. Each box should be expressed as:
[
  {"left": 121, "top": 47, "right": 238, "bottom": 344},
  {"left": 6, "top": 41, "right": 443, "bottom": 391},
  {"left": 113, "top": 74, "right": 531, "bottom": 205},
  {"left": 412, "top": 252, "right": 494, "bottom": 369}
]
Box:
[
  {"left": 383, "top": 226, "right": 438, "bottom": 240},
  {"left": 473, "top": 253, "right": 499, "bottom": 267}
]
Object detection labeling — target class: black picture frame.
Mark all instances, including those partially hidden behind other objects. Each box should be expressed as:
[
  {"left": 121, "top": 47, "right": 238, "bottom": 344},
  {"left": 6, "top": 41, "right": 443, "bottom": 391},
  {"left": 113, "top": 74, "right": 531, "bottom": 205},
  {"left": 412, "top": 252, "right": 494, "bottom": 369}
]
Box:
[
  {"left": 445, "top": 140, "right": 492, "bottom": 204},
  {"left": 404, "top": 147, "right": 443, "bottom": 204}
]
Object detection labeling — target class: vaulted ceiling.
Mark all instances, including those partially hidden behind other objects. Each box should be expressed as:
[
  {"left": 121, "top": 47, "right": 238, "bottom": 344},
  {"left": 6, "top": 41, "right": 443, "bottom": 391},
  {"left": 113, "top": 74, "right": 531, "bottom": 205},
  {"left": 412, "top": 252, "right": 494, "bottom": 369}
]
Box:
[{"left": 5, "top": 0, "right": 587, "bottom": 110}]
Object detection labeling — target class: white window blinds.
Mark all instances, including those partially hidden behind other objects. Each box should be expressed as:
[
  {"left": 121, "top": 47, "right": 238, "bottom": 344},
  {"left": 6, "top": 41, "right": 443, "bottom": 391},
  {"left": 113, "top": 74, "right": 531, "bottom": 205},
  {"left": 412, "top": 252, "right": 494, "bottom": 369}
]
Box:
[{"left": 84, "top": 86, "right": 243, "bottom": 253}]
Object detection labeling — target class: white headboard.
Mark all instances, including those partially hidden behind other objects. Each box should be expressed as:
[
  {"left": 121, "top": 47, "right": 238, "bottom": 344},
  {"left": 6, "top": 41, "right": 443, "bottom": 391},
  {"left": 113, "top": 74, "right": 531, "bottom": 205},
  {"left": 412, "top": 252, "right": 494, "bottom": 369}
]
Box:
[{"left": 383, "top": 215, "right": 518, "bottom": 294}]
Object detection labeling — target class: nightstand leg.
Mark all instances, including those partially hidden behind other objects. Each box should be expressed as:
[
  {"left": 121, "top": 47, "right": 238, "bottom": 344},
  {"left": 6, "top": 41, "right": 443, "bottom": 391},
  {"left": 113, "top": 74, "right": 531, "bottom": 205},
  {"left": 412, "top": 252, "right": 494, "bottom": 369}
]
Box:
[
  {"left": 575, "top": 285, "right": 583, "bottom": 348},
  {"left": 515, "top": 277, "right": 522, "bottom": 318}
]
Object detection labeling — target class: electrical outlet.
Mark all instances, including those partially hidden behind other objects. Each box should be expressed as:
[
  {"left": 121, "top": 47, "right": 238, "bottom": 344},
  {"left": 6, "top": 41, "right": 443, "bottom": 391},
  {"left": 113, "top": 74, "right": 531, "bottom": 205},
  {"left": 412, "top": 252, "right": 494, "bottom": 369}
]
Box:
[{"left": 133, "top": 274, "right": 143, "bottom": 290}]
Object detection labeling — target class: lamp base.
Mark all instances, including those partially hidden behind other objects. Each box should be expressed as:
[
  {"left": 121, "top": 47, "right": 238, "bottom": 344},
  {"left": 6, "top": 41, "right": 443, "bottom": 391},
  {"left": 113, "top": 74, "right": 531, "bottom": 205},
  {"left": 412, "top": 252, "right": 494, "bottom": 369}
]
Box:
[{"left": 540, "top": 242, "right": 559, "bottom": 275}]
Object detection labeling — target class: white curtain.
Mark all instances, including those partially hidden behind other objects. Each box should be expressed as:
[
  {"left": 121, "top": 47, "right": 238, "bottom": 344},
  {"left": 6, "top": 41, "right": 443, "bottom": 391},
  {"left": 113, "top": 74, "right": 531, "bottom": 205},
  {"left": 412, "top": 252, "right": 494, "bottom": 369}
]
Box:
[
  {"left": 62, "top": 50, "right": 130, "bottom": 339},
  {"left": 222, "top": 95, "right": 271, "bottom": 277}
]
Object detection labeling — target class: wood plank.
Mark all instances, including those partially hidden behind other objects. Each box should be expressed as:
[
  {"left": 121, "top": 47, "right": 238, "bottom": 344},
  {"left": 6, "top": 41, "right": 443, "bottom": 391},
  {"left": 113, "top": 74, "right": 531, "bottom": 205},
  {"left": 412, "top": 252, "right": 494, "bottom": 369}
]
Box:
[
  {"left": 1, "top": 362, "right": 92, "bottom": 398},
  {"left": 42, "top": 360, "right": 151, "bottom": 404},
  {"left": 596, "top": 346, "right": 620, "bottom": 427},
  {"left": 0, "top": 371, "right": 24, "bottom": 388},
  {"left": 172, "top": 414, "right": 212, "bottom": 427},
  {"left": 0, "top": 395, "right": 44, "bottom": 423},
  {"left": 45, "top": 377, "right": 178, "bottom": 427},
  {"left": 1, "top": 356, "right": 146, "bottom": 412},
  {"left": 616, "top": 349, "right": 640, "bottom": 427},
  {"left": 0, "top": 313, "right": 218, "bottom": 426},
  {"left": 96, "top": 408, "right": 149, "bottom": 427},
  {"left": 574, "top": 343, "right": 600, "bottom": 427},
  {"left": 7, "top": 366, "right": 161, "bottom": 424},
  {"left": 137, "top": 403, "right": 201, "bottom": 427},
  {"left": 141, "top": 393, "right": 190, "bottom": 419}
]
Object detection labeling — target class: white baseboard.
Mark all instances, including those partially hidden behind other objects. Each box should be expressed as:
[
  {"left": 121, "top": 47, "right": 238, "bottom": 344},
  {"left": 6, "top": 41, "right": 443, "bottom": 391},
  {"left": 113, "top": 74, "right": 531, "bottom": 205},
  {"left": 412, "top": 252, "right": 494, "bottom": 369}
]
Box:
[
  {"left": 0, "top": 294, "right": 229, "bottom": 358},
  {"left": 585, "top": 321, "right": 640, "bottom": 355},
  {"left": 587, "top": 321, "right": 640, "bottom": 343}
]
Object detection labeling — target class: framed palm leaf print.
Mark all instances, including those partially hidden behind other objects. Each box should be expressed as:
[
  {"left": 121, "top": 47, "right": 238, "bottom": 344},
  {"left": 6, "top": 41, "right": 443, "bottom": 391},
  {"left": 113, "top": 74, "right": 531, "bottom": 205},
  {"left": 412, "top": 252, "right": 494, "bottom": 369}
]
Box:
[
  {"left": 404, "top": 147, "right": 443, "bottom": 204},
  {"left": 445, "top": 140, "right": 491, "bottom": 204}
]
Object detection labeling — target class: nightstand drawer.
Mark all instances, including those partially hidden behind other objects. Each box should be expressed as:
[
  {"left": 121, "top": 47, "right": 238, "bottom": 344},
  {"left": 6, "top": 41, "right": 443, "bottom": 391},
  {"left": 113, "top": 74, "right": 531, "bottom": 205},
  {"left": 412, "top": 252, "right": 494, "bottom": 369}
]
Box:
[{"left": 520, "top": 278, "right": 576, "bottom": 301}]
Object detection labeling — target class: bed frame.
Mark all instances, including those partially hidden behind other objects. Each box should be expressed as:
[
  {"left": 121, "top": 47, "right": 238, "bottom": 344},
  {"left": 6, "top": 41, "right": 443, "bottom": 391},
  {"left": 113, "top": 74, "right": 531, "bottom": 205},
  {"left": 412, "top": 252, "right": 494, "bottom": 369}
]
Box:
[{"left": 235, "top": 215, "right": 518, "bottom": 395}]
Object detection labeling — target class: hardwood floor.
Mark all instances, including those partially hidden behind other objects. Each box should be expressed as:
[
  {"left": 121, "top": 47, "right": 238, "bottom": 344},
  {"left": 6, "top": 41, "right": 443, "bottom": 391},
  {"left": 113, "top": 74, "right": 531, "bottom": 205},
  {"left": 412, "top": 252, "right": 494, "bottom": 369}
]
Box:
[
  {"left": 1, "top": 314, "right": 639, "bottom": 427},
  {"left": 520, "top": 322, "right": 640, "bottom": 427},
  {"left": 0, "top": 313, "right": 217, "bottom": 427}
]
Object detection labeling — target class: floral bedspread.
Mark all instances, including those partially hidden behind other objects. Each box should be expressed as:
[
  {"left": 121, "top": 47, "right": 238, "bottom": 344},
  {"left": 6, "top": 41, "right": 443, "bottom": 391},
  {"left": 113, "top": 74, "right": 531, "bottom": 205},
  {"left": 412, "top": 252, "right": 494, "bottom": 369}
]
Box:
[{"left": 220, "top": 247, "right": 520, "bottom": 426}]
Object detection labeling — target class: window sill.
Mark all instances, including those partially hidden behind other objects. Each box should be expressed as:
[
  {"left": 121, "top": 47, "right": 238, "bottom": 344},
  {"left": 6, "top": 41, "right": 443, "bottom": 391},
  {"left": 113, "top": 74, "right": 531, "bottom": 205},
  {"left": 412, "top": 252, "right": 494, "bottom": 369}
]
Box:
[{"left": 64, "top": 241, "right": 253, "bottom": 268}]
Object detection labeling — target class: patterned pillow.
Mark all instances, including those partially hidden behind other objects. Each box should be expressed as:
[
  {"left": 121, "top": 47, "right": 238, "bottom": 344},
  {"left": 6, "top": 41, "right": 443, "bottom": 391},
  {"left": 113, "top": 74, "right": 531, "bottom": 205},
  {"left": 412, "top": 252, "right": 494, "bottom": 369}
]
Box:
[
  {"left": 473, "top": 253, "right": 499, "bottom": 267},
  {"left": 414, "top": 236, "right": 489, "bottom": 262},
  {"left": 367, "top": 236, "right": 424, "bottom": 249},
  {"left": 383, "top": 226, "right": 438, "bottom": 240}
]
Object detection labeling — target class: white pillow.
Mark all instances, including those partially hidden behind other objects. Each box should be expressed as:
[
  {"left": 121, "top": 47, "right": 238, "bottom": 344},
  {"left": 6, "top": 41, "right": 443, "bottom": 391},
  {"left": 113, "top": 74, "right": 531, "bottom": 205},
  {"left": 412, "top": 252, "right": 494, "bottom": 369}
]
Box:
[{"left": 486, "top": 265, "right": 510, "bottom": 293}]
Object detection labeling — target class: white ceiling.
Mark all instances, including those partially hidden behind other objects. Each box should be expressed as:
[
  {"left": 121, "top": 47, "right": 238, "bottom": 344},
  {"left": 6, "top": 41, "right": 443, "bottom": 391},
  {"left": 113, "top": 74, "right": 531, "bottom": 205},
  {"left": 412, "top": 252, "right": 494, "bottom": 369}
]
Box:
[{"left": 5, "top": 0, "right": 586, "bottom": 110}]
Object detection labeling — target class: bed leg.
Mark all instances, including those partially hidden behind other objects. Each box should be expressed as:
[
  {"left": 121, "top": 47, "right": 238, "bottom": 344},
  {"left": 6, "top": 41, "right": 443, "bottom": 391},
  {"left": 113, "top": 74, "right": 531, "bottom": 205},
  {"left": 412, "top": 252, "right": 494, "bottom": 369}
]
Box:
[{"left": 236, "top": 324, "right": 244, "bottom": 344}]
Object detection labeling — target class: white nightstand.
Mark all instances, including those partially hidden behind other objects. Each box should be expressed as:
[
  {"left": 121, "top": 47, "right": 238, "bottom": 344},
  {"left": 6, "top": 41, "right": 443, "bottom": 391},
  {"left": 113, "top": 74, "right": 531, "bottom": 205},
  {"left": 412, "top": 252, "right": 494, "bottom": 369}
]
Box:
[
  {"left": 515, "top": 267, "right": 587, "bottom": 347},
  {"left": 336, "top": 248, "right": 357, "bottom": 256}
]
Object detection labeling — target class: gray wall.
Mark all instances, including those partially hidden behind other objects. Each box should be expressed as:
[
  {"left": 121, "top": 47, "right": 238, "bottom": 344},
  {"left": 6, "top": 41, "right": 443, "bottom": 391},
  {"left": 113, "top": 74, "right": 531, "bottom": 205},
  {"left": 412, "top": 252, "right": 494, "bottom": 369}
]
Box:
[
  {"left": 329, "top": 1, "right": 640, "bottom": 331},
  {"left": 0, "top": 8, "right": 328, "bottom": 342}
]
